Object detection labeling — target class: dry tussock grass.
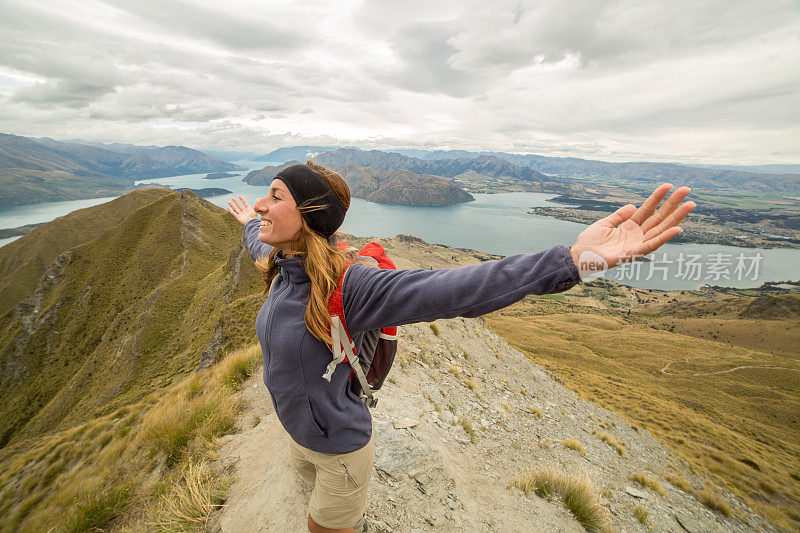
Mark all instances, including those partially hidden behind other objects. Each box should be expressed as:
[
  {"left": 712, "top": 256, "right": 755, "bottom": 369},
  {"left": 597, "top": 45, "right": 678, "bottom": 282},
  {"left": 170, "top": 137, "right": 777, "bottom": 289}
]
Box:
[
  {"left": 147, "top": 461, "right": 231, "bottom": 530},
  {"left": 664, "top": 472, "right": 691, "bottom": 492},
  {"left": 593, "top": 431, "right": 624, "bottom": 456},
  {"left": 632, "top": 504, "right": 648, "bottom": 523},
  {"left": 562, "top": 438, "right": 586, "bottom": 456},
  {"left": 456, "top": 416, "right": 478, "bottom": 444},
  {"left": 214, "top": 344, "right": 261, "bottom": 391},
  {"left": 699, "top": 487, "right": 733, "bottom": 516},
  {"left": 66, "top": 482, "right": 134, "bottom": 532},
  {"left": 629, "top": 471, "right": 665, "bottom": 496},
  {"left": 0, "top": 344, "right": 261, "bottom": 532},
  {"left": 139, "top": 388, "right": 235, "bottom": 467},
  {"left": 510, "top": 466, "right": 611, "bottom": 533}
]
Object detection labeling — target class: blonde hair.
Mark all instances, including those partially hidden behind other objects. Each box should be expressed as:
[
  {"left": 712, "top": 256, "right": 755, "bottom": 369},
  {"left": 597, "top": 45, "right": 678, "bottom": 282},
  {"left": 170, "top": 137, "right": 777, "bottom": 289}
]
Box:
[{"left": 254, "top": 161, "right": 351, "bottom": 345}]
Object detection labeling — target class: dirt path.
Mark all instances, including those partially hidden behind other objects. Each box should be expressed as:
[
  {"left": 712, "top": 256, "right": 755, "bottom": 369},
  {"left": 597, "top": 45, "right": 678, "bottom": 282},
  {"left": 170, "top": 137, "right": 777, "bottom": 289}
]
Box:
[{"left": 660, "top": 361, "right": 799, "bottom": 376}]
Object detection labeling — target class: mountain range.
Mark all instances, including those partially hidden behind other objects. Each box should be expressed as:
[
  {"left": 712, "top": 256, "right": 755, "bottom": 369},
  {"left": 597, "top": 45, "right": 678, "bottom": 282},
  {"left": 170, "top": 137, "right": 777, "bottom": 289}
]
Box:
[
  {"left": 0, "top": 134, "right": 242, "bottom": 207},
  {"left": 314, "top": 149, "right": 554, "bottom": 183},
  {"left": 31, "top": 137, "right": 243, "bottom": 179},
  {"left": 5, "top": 134, "right": 798, "bottom": 211},
  {"left": 257, "top": 146, "right": 800, "bottom": 193},
  {"left": 334, "top": 164, "right": 474, "bottom": 205},
  {"left": 373, "top": 149, "right": 800, "bottom": 191}
]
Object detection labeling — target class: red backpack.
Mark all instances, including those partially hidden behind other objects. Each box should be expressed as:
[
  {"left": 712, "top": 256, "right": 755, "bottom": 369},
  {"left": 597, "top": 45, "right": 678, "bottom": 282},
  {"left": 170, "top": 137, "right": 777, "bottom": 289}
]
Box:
[{"left": 321, "top": 242, "right": 398, "bottom": 407}]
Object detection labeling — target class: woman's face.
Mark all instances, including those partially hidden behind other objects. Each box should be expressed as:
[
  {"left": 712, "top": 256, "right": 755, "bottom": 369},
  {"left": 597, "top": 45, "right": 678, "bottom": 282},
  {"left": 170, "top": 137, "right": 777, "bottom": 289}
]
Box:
[{"left": 253, "top": 179, "right": 303, "bottom": 251}]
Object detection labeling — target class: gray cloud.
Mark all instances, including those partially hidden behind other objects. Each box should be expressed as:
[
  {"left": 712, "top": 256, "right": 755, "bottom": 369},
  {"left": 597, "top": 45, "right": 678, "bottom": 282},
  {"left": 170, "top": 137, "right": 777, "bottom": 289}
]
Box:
[
  {"left": 381, "top": 22, "right": 481, "bottom": 97},
  {"left": 0, "top": 0, "right": 798, "bottom": 164},
  {"left": 102, "top": 0, "right": 306, "bottom": 52},
  {"left": 447, "top": 0, "right": 796, "bottom": 71},
  {"left": 11, "top": 80, "right": 117, "bottom": 108},
  {"left": 0, "top": 4, "right": 131, "bottom": 75}
]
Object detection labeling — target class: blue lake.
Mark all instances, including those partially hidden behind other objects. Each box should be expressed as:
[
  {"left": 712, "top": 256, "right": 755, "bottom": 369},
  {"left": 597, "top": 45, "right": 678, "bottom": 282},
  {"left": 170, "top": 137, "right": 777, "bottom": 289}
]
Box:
[{"left": 1, "top": 160, "right": 798, "bottom": 291}]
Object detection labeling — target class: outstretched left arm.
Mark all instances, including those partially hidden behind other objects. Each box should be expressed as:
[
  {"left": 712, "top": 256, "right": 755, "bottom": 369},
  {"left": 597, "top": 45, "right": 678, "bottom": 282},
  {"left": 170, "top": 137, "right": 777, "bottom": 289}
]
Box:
[{"left": 342, "top": 244, "right": 580, "bottom": 334}]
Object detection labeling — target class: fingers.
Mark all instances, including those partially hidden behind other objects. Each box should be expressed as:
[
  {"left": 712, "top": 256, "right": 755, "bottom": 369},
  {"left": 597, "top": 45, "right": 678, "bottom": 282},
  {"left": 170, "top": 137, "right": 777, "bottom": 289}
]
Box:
[
  {"left": 227, "top": 195, "right": 250, "bottom": 214},
  {"left": 600, "top": 203, "right": 637, "bottom": 228},
  {"left": 635, "top": 226, "right": 683, "bottom": 256},
  {"left": 640, "top": 186, "right": 692, "bottom": 234},
  {"left": 630, "top": 183, "right": 673, "bottom": 225},
  {"left": 642, "top": 199, "right": 696, "bottom": 242}
]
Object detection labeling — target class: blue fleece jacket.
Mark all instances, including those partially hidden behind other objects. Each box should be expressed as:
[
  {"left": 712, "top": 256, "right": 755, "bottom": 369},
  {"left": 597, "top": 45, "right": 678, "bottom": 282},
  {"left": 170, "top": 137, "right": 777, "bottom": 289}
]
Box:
[{"left": 243, "top": 218, "right": 581, "bottom": 454}]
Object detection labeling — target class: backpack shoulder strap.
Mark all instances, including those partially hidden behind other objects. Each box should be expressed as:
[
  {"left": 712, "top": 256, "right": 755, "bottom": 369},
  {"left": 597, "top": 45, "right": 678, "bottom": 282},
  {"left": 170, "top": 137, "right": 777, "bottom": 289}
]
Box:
[{"left": 323, "top": 262, "right": 376, "bottom": 406}]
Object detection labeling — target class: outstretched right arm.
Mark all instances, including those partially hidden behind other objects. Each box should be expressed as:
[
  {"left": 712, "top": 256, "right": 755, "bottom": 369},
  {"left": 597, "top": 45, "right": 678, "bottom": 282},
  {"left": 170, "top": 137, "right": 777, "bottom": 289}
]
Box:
[{"left": 227, "top": 195, "right": 273, "bottom": 261}]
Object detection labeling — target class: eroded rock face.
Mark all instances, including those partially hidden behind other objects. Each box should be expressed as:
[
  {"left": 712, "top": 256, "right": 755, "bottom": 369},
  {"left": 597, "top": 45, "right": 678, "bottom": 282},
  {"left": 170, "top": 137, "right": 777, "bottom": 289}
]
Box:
[{"left": 3, "top": 251, "right": 74, "bottom": 386}]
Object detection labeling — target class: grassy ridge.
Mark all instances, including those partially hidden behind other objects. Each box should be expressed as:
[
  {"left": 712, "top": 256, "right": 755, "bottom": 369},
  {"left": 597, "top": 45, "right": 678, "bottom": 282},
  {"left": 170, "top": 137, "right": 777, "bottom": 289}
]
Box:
[
  {"left": 0, "top": 188, "right": 172, "bottom": 316},
  {"left": 0, "top": 344, "right": 261, "bottom": 532},
  {"left": 486, "top": 293, "right": 800, "bottom": 530},
  {"left": 0, "top": 190, "right": 265, "bottom": 448}
]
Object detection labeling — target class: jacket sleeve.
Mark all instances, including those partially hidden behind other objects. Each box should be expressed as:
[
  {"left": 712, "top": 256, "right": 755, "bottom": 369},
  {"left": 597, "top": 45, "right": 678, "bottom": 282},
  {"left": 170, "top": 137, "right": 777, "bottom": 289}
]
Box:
[
  {"left": 341, "top": 244, "right": 581, "bottom": 334},
  {"left": 243, "top": 218, "right": 274, "bottom": 261}
]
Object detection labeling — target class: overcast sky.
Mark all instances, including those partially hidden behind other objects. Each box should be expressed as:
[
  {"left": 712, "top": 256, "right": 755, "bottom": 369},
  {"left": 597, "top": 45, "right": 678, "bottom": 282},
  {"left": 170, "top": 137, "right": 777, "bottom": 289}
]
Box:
[{"left": 1, "top": 0, "right": 798, "bottom": 164}]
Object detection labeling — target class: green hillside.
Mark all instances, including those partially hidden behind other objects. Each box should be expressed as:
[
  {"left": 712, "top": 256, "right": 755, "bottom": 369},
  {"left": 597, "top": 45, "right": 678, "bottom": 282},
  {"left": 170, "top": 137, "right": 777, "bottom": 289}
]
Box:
[
  {"left": 0, "top": 190, "right": 264, "bottom": 448},
  {"left": 0, "top": 188, "right": 172, "bottom": 316}
]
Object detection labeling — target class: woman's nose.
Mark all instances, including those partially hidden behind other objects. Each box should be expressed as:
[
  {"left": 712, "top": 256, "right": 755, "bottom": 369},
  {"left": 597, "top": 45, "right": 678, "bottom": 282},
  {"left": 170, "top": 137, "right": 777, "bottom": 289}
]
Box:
[{"left": 254, "top": 197, "right": 267, "bottom": 214}]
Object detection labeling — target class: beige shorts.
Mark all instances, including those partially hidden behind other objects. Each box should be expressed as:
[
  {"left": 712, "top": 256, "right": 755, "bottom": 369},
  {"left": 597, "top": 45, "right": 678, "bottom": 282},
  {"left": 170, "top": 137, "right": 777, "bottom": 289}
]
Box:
[{"left": 289, "top": 431, "right": 375, "bottom": 529}]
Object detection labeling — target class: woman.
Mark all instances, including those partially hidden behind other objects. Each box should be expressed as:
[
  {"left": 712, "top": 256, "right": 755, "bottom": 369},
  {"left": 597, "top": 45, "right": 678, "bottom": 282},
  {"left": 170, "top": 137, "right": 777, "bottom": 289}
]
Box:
[{"left": 227, "top": 161, "right": 694, "bottom": 533}]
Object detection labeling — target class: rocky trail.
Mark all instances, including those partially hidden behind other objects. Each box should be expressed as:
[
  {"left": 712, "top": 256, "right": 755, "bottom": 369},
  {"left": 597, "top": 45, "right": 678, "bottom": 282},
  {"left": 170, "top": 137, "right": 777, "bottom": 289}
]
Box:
[{"left": 207, "top": 316, "right": 775, "bottom": 532}]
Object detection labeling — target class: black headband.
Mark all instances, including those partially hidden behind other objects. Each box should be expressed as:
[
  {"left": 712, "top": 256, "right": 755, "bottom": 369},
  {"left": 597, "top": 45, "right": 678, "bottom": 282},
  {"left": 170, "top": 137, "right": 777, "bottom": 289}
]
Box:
[{"left": 274, "top": 164, "right": 346, "bottom": 239}]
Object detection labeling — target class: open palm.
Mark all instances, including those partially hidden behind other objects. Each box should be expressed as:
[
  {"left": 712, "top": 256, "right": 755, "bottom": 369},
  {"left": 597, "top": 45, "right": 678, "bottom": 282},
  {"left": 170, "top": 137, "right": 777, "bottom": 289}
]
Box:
[
  {"left": 570, "top": 184, "right": 696, "bottom": 271},
  {"left": 227, "top": 195, "right": 258, "bottom": 225}
]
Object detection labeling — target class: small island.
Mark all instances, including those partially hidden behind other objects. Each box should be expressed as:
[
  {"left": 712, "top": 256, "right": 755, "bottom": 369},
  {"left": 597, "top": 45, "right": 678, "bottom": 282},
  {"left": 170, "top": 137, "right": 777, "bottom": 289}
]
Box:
[
  {"left": 204, "top": 172, "right": 238, "bottom": 180},
  {"left": 179, "top": 187, "right": 232, "bottom": 198}
]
